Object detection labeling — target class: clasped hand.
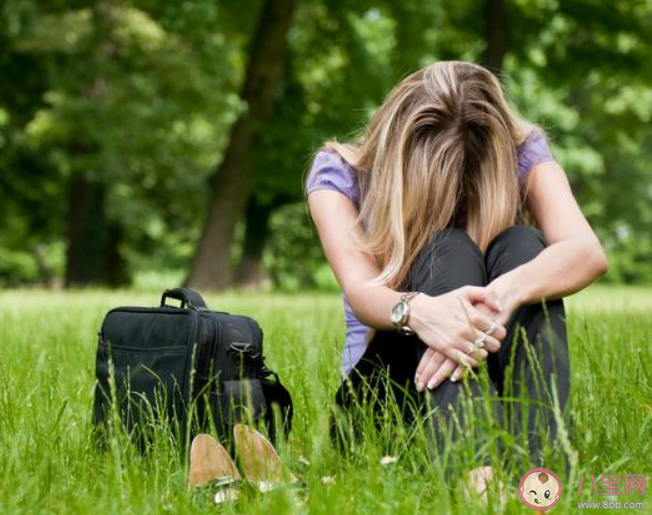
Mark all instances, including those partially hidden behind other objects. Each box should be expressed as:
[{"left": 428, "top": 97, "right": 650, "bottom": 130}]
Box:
[{"left": 409, "top": 285, "right": 512, "bottom": 392}]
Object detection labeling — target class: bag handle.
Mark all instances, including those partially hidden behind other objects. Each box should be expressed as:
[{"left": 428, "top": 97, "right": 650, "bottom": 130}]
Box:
[{"left": 161, "top": 288, "right": 208, "bottom": 310}]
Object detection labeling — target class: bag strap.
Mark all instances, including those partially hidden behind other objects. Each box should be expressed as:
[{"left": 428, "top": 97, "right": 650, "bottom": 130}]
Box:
[
  {"left": 260, "top": 373, "right": 293, "bottom": 442},
  {"left": 161, "top": 288, "right": 208, "bottom": 310}
]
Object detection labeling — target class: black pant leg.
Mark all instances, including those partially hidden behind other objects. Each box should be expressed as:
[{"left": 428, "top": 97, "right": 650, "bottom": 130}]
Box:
[
  {"left": 485, "top": 225, "right": 572, "bottom": 467},
  {"left": 334, "top": 229, "right": 503, "bottom": 464}
]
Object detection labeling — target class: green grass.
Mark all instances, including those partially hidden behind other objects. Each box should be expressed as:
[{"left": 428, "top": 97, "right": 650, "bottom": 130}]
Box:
[{"left": 0, "top": 286, "right": 651, "bottom": 514}]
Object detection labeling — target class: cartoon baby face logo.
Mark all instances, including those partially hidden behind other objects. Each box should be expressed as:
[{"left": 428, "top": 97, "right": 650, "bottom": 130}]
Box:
[{"left": 519, "top": 467, "right": 562, "bottom": 511}]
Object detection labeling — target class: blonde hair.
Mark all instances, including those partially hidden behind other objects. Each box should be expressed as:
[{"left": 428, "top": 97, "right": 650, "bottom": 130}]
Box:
[{"left": 322, "top": 60, "right": 535, "bottom": 289}]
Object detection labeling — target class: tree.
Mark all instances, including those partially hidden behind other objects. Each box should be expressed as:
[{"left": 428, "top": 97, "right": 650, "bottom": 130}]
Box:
[
  {"left": 186, "top": 0, "right": 297, "bottom": 291},
  {"left": 3, "top": 0, "right": 234, "bottom": 286},
  {"left": 482, "top": 0, "right": 508, "bottom": 72},
  {"left": 1, "top": 0, "right": 651, "bottom": 287}
]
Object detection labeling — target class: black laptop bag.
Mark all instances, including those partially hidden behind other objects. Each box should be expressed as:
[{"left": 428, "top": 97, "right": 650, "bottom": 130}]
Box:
[{"left": 92, "top": 288, "right": 292, "bottom": 445}]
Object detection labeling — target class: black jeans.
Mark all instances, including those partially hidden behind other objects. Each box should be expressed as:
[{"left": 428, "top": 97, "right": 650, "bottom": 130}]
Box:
[{"left": 333, "top": 226, "right": 571, "bottom": 470}]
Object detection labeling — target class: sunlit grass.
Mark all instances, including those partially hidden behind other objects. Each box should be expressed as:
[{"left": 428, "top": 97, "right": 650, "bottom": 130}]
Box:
[{"left": 0, "top": 285, "right": 650, "bottom": 514}]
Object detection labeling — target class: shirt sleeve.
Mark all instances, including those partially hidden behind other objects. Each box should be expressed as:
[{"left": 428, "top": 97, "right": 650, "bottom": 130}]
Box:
[
  {"left": 517, "top": 128, "right": 556, "bottom": 182},
  {"left": 304, "top": 149, "right": 360, "bottom": 206}
]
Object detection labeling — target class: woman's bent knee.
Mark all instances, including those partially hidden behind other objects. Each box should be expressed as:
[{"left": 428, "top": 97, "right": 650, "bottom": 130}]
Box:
[
  {"left": 407, "top": 228, "right": 487, "bottom": 294},
  {"left": 485, "top": 225, "right": 546, "bottom": 281}
]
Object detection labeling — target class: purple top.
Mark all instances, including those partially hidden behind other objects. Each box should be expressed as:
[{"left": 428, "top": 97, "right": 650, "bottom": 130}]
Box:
[{"left": 305, "top": 129, "right": 555, "bottom": 377}]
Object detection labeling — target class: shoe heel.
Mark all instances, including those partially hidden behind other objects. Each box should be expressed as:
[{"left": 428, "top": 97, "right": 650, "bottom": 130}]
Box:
[
  {"left": 232, "top": 423, "right": 298, "bottom": 492},
  {"left": 188, "top": 433, "right": 242, "bottom": 489}
]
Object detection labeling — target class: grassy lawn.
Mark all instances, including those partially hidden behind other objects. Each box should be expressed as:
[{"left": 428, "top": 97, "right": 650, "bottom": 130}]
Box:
[{"left": 0, "top": 285, "right": 650, "bottom": 514}]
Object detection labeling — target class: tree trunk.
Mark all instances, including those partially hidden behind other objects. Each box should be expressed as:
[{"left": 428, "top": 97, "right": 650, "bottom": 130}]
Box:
[
  {"left": 64, "top": 174, "right": 128, "bottom": 287},
  {"left": 235, "top": 196, "right": 275, "bottom": 289},
  {"left": 482, "top": 0, "right": 509, "bottom": 72},
  {"left": 64, "top": 5, "right": 128, "bottom": 288},
  {"left": 64, "top": 175, "right": 106, "bottom": 286},
  {"left": 105, "top": 223, "right": 128, "bottom": 286},
  {"left": 186, "top": 0, "right": 296, "bottom": 291}
]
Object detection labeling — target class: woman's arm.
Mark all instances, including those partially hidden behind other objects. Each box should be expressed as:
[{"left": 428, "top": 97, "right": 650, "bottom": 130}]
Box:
[
  {"left": 307, "top": 189, "right": 506, "bottom": 368},
  {"left": 415, "top": 161, "right": 608, "bottom": 391},
  {"left": 307, "top": 190, "right": 404, "bottom": 331},
  {"left": 486, "top": 161, "right": 609, "bottom": 322}
]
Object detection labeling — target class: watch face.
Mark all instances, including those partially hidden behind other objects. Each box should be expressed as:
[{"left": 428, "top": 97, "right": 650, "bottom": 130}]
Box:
[{"left": 391, "top": 302, "right": 408, "bottom": 325}]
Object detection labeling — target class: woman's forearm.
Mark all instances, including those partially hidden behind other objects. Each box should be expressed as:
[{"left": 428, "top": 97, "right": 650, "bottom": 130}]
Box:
[
  {"left": 345, "top": 282, "right": 405, "bottom": 331},
  {"left": 309, "top": 191, "right": 410, "bottom": 332},
  {"left": 493, "top": 233, "right": 608, "bottom": 310}
]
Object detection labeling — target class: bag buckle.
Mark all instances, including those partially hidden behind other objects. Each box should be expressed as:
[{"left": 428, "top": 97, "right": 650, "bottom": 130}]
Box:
[{"left": 229, "top": 342, "right": 254, "bottom": 355}]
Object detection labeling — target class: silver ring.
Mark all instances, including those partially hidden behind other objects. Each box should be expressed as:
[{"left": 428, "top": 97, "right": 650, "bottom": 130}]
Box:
[
  {"left": 485, "top": 319, "right": 499, "bottom": 336},
  {"left": 473, "top": 332, "right": 488, "bottom": 349}
]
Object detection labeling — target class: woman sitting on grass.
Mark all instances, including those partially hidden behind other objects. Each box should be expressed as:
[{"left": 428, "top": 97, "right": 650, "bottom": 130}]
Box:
[{"left": 305, "top": 60, "right": 608, "bottom": 498}]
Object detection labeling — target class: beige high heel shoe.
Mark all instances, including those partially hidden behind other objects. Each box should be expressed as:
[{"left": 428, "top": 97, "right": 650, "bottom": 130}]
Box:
[
  {"left": 188, "top": 434, "right": 242, "bottom": 504},
  {"left": 232, "top": 423, "right": 298, "bottom": 492}
]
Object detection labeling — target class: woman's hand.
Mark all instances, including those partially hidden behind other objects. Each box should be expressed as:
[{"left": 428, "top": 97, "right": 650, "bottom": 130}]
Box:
[
  {"left": 415, "top": 348, "right": 461, "bottom": 391},
  {"left": 409, "top": 286, "right": 507, "bottom": 370},
  {"left": 482, "top": 273, "right": 522, "bottom": 327},
  {"left": 413, "top": 282, "right": 525, "bottom": 392}
]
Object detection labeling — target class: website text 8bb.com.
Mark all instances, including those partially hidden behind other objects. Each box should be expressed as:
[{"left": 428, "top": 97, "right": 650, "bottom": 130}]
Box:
[{"left": 577, "top": 500, "right": 645, "bottom": 510}]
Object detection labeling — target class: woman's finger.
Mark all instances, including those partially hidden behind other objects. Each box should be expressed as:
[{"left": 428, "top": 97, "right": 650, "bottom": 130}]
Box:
[
  {"left": 442, "top": 330, "right": 486, "bottom": 365},
  {"left": 461, "top": 340, "right": 488, "bottom": 361},
  {"left": 425, "top": 341, "right": 479, "bottom": 368},
  {"left": 468, "top": 308, "right": 507, "bottom": 341},
  {"left": 471, "top": 346, "right": 489, "bottom": 361},
  {"left": 450, "top": 364, "right": 466, "bottom": 382},
  {"left": 415, "top": 347, "right": 438, "bottom": 389},
  {"left": 466, "top": 331, "right": 501, "bottom": 354},
  {"left": 480, "top": 334, "right": 501, "bottom": 353},
  {"left": 443, "top": 346, "right": 480, "bottom": 368},
  {"left": 416, "top": 351, "right": 447, "bottom": 391},
  {"left": 459, "top": 305, "right": 506, "bottom": 353},
  {"left": 415, "top": 347, "right": 434, "bottom": 382},
  {"left": 458, "top": 285, "right": 502, "bottom": 312},
  {"left": 455, "top": 298, "right": 499, "bottom": 345},
  {"left": 458, "top": 301, "right": 506, "bottom": 345},
  {"left": 426, "top": 358, "right": 457, "bottom": 390}
]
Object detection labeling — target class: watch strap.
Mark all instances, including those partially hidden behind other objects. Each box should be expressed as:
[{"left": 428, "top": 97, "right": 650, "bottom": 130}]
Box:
[{"left": 401, "top": 291, "right": 419, "bottom": 303}]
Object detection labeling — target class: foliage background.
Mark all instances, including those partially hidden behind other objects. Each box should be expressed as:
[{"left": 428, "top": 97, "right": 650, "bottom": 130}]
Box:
[{"left": 0, "top": 0, "right": 651, "bottom": 289}]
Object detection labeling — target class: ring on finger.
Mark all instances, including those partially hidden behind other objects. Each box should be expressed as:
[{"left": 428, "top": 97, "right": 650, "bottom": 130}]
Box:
[
  {"left": 485, "top": 319, "right": 499, "bottom": 336},
  {"left": 473, "top": 332, "right": 488, "bottom": 349}
]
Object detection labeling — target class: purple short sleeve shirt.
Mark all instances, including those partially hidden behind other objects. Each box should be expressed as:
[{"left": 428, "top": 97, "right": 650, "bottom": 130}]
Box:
[{"left": 305, "top": 129, "right": 555, "bottom": 377}]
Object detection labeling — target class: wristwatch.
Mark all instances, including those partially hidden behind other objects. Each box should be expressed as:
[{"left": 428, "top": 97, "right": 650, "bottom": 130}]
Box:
[{"left": 391, "top": 291, "right": 420, "bottom": 335}]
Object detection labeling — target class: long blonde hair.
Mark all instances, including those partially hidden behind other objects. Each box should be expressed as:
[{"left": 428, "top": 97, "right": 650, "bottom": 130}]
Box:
[{"left": 322, "top": 60, "right": 535, "bottom": 289}]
